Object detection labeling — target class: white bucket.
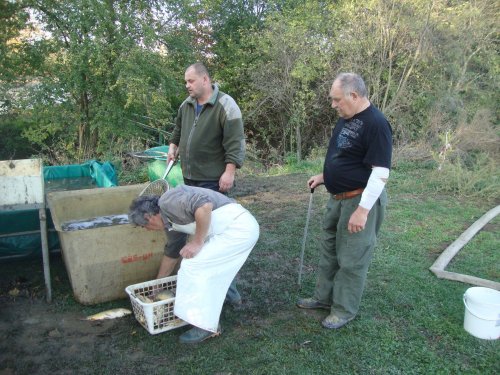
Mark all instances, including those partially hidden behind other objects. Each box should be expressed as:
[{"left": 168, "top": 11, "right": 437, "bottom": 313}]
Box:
[{"left": 463, "top": 287, "right": 500, "bottom": 340}]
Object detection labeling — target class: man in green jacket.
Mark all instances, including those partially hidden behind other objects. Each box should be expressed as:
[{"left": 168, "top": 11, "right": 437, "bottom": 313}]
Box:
[
  {"left": 168, "top": 62, "right": 245, "bottom": 192},
  {"left": 158, "top": 62, "right": 246, "bottom": 306}
]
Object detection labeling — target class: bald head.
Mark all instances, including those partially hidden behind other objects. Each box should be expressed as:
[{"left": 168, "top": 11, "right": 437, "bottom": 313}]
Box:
[
  {"left": 334, "top": 73, "right": 367, "bottom": 98},
  {"left": 329, "top": 73, "right": 370, "bottom": 119},
  {"left": 185, "top": 62, "right": 213, "bottom": 104},
  {"left": 187, "top": 62, "right": 211, "bottom": 81}
]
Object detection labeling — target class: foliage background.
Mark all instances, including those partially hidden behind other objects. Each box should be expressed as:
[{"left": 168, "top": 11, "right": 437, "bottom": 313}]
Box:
[{"left": 0, "top": 0, "right": 498, "bottom": 198}]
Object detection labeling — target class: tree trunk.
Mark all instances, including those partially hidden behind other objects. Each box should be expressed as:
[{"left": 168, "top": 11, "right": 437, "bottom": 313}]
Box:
[{"left": 296, "top": 123, "right": 302, "bottom": 161}]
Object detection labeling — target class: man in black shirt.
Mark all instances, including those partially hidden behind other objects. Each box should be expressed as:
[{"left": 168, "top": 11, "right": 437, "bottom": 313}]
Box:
[{"left": 297, "top": 73, "right": 392, "bottom": 329}]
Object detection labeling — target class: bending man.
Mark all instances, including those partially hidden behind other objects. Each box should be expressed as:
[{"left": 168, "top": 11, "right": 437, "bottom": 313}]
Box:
[{"left": 129, "top": 185, "right": 259, "bottom": 344}]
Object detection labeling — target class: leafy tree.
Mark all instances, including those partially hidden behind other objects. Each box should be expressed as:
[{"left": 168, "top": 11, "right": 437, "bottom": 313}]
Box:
[
  {"left": 0, "top": 0, "right": 31, "bottom": 82},
  {"left": 2, "top": 0, "right": 195, "bottom": 162},
  {"left": 238, "top": 2, "right": 333, "bottom": 163},
  {"left": 1, "top": 0, "right": 497, "bottom": 167},
  {"left": 430, "top": 0, "right": 499, "bottom": 123},
  {"left": 240, "top": 0, "right": 498, "bottom": 159}
]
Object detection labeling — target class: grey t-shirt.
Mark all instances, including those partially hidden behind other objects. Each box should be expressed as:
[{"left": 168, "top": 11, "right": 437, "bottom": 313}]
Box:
[{"left": 158, "top": 185, "right": 234, "bottom": 226}]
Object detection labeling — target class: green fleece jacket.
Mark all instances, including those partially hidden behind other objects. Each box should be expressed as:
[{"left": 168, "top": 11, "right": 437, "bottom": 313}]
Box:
[{"left": 170, "top": 84, "right": 245, "bottom": 181}]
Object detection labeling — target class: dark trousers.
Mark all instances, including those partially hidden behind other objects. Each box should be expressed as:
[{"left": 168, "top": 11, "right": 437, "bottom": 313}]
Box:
[{"left": 183, "top": 178, "right": 221, "bottom": 192}]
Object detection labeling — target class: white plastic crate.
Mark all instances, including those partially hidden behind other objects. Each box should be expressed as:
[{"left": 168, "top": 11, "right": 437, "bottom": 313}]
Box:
[{"left": 125, "top": 275, "right": 188, "bottom": 335}]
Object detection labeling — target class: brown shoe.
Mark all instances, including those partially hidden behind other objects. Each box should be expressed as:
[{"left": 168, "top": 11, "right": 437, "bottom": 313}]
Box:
[{"left": 296, "top": 297, "right": 331, "bottom": 310}]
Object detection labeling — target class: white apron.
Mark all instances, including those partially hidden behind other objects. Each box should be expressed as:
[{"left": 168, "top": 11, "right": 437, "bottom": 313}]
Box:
[{"left": 173, "top": 203, "right": 259, "bottom": 332}]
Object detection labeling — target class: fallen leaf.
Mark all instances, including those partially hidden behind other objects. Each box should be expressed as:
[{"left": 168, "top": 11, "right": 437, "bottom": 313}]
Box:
[{"left": 48, "top": 329, "right": 62, "bottom": 338}]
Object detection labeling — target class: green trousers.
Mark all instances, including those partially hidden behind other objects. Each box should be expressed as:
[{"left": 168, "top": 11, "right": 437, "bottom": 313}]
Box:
[{"left": 313, "top": 190, "right": 387, "bottom": 318}]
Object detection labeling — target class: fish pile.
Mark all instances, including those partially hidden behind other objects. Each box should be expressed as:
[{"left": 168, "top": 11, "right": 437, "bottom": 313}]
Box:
[
  {"left": 83, "top": 289, "right": 175, "bottom": 326},
  {"left": 134, "top": 289, "right": 175, "bottom": 326},
  {"left": 135, "top": 289, "right": 174, "bottom": 303},
  {"left": 61, "top": 214, "right": 130, "bottom": 231}
]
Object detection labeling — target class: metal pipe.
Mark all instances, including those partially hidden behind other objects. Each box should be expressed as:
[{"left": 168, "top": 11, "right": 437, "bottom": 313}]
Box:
[
  {"left": 39, "top": 207, "right": 52, "bottom": 303},
  {"left": 298, "top": 188, "right": 314, "bottom": 286}
]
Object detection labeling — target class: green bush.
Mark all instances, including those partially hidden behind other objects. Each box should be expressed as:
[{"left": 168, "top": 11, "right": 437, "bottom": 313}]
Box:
[
  {"left": 428, "top": 153, "right": 499, "bottom": 201},
  {"left": 0, "top": 115, "right": 36, "bottom": 160}
]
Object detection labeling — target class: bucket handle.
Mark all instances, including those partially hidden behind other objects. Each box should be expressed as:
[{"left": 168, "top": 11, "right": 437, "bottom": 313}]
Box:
[{"left": 463, "top": 295, "right": 500, "bottom": 324}]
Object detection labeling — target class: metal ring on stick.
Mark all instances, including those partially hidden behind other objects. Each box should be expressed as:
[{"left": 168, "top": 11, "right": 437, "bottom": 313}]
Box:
[
  {"left": 139, "top": 159, "right": 175, "bottom": 197},
  {"left": 128, "top": 150, "right": 169, "bottom": 160}
]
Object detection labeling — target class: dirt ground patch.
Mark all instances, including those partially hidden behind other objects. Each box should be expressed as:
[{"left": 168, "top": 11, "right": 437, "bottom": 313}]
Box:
[{"left": 0, "top": 293, "right": 130, "bottom": 374}]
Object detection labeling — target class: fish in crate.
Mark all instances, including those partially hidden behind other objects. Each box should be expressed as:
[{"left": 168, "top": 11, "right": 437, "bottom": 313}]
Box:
[{"left": 125, "top": 275, "right": 188, "bottom": 335}]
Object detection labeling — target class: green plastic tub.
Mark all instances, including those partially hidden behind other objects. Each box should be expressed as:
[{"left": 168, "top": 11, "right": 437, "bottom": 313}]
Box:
[{"left": 146, "top": 146, "right": 184, "bottom": 188}]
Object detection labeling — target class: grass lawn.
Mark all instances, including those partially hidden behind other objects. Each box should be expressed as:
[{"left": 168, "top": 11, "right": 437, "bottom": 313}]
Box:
[{"left": 0, "top": 161, "right": 498, "bottom": 374}]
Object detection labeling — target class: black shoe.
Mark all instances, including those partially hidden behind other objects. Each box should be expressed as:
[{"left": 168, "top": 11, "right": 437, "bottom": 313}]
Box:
[{"left": 179, "top": 325, "right": 221, "bottom": 344}]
